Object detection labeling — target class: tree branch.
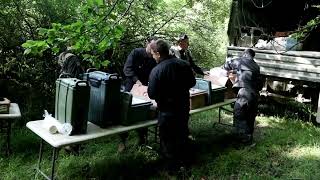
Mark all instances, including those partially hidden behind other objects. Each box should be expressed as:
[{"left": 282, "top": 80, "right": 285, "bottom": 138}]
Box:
[
  {"left": 151, "top": 4, "right": 187, "bottom": 36},
  {"left": 13, "top": 1, "right": 35, "bottom": 39},
  {"left": 98, "top": 0, "right": 135, "bottom": 44}
]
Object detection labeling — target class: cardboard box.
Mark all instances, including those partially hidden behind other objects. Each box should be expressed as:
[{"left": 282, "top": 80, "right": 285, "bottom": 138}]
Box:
[{"left": 0, "top": 98, "right": 10, "bottom": 114}]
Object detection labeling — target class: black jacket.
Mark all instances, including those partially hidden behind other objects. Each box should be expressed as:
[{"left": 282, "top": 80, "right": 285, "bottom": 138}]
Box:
[
  {"left": 123, "top": 48, "right": 157, "bottom": 88},
  {"left": 148, "top": 57, "right": 196, "bottom": 112},
  {"left": 170, "top": 47, "right": 204, "bottom": 75}
]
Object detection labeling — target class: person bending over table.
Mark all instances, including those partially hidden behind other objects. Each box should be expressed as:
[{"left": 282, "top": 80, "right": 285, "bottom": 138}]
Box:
[{"left": 119, "top": 36, "right": 158, "bottom": 152}]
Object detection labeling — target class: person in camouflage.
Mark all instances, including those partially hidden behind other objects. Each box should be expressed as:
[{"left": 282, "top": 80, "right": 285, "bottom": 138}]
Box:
[{"left": 223, "top": 48, "right": 262, "bottom": 145}]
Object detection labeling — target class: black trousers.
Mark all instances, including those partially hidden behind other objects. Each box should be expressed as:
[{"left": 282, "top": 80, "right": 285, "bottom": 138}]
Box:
[
  {"left": 158, "top": 111, "right": 193, "bottom": 168},
  {"left": 233, "top": 88, "right": 258, "bottom": 138}
]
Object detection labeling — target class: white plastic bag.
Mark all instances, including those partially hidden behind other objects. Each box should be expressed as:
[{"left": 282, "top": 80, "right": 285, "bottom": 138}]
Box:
[{"left": 43, "top": 110, "right": 72, "bottom": 135}]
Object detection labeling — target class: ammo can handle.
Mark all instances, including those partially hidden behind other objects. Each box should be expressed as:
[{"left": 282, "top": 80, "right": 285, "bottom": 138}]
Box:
[
  {"left": 59, "top": 73, "right": 72, "bottom": 78},
  {"left": 109, "top": 74, "right": 119, "bottom": 80},
  {"left": 75, "top": 80, "right": 89, "bottom": 87},
  {"left": 86, "top": 68, "right": 97, "bottom": 73}
]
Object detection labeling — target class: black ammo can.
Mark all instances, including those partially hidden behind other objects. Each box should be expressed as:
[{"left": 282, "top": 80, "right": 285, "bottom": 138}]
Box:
[{"left": 83, "top": 71, "right": 121, "bottom": 128}]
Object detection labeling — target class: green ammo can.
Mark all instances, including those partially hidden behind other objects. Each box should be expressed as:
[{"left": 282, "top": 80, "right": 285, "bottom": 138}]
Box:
[
  {"left": 211, "top": 84, "right": 227, "bottom": 104},
  {"left": 193, "top": 78, "right": 227, "bottom": 105},
  {"left": 120, "top": 93, "right": 153, "bottom": 126},
  {"left": 83, "top": 71, "right": 121, "bottom": 128},
  {"left": 193, "top": 78, "right": 212, "bottom": 105},
  {"left": 55, "top": 78, "right": 90, "bottom": 135}
]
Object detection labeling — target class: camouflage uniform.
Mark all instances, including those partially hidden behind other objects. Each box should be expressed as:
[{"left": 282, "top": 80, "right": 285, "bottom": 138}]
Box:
[{"left": 224, "top": 55, "right": 261, "bottom": 142}]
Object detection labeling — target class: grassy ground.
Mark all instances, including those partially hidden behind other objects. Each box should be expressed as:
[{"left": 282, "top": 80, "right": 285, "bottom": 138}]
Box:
[{"left": 1, "top": 108, "right": 320, "bottom": 179}]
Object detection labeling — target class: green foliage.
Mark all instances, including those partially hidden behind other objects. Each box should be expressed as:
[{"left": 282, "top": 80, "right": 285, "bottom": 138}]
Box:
[
  {"left": 0, "top": 0, "right": 233, "bottom": 123},
  {"left": 22, "top": 2, "right": 127, "bottom": 68},
  {"left": 164, "top": 0, "right": 233, "bottom": 68},
  {"left": 22, "top": 0, "right": 233, "bottom": 69},
  {"left": 0, "top": 0, "right": 80, "bottom": 123},
  {"left": 292, "top": 15, "right": 320, "bottom": 41}
]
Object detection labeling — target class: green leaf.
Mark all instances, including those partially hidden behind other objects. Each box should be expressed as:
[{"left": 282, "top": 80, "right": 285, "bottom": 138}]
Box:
[
  {"left": 52, "top": 47, "right": 60, "bottom": 54},
  {"left": 21, "top": 40, "right": 34, "bottom": 48},
  {"left": 38, "top": 28, "right": 48, "bottom": 36},
  {"left": 96, "top": 0, "right": 104, "bottom": 6},
  {"left": 23, "top": 48, "right": 32, "bottom": 55},
  {"left": 87, "top": 0, "right": 104, "bottom": 7},
  {"left": 87, "top": 0, "right": 94, "bottom": 6},
  {"left": 83, "top": 54, "right": 92, "bottom": 60},
  {"left": 73, "top": 41, "right": 82, "bottom": 51},
  {"left": 52, "top": 23, "right": 62, "bottom": 30},
  {"left": 101, "top": 60, "right": 110, "bottom": 67},
  {"left": 98, "top": 40, "right": 110, "bottom": 52}
]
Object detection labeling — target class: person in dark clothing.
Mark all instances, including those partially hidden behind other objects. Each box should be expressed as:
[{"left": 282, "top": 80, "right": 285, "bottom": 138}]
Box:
[
  {"left": 119, "top": 36, "right": 158, "bottom": 152},
  {"left": 123, "top": 37, "right": 158, "bottom": 91},
  {"left": 223, "top": 48, "right": 262, "bottom": 145},
  {"left": 170, "top": 34, "right": 204, "bottom": 76},
  {"left": 148, "top": 39, "right": 196, "bottom": 171}
]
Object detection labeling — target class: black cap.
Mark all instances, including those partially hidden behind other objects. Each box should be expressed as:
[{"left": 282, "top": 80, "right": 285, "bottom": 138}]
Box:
[
  {"left": 175, "top": 34, "right": 188, "bottom": 42},
  {"left": 243, "top": 48, "right": 255, "bottom": 58},
  {"left": 146, "top": 36, "right": 158, "bottom": 43}
]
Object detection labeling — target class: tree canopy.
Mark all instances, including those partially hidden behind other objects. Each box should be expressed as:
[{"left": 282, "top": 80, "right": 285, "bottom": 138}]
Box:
[{"left": 0, "top": 0, "right": 232, "bottom": 121}]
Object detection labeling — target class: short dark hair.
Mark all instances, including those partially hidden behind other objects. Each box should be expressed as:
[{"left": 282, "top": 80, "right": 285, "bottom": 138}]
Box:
[
  {"left": 178, "top": 34, "right": 188, "bottom": 42},
  {"left": 146, "top": 36, "right": 158, "bottom": 43},
  {"left": 150, "top": 39, "right": 170, "bottom": 57},
  {"left": 243, "top": 48, "right": 255, "bottom": 58}
]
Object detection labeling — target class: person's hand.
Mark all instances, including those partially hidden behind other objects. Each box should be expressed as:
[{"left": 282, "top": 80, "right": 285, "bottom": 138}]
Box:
[
  {"left": 228, "top": 73, "right": 236, "bottom": 84},
  {"left": 136, "top": 80, "right": 142, "bottom": 85}
]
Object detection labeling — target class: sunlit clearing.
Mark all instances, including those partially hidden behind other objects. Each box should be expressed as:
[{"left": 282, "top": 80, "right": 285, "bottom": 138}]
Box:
[{"left": 286, "top": 145, "right": 320, "bottom": 159}]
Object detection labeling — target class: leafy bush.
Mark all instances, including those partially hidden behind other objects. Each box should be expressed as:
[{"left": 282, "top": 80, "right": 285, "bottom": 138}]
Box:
[{"left": 1, "top": 0, "right": 232, "bottom": 123}]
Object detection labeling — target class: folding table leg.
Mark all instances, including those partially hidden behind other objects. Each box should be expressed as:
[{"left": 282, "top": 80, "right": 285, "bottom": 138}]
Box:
[
  {"left": 154, "top": 126, "right": 158, "bottom": 144},
  {"left": 35, "top": 139, "right": 60, "bottom": 180},
  {"left": 35, "top": 139, "right": 44, "bottom": 179},
  {"left": 6, "top": 121, "right": 11, "bottom": 156},
  {"left": 145, "top": 128, "right": 149, "bottom": 145},
  {"left": 213, "top": 105, "right": 235, "bottom": 127},
  {"left": 218, "top": 107, "right": 222, "bottom": 124},
  {"left": 51, "top": 148, "right": 59, "bottom": 180}
]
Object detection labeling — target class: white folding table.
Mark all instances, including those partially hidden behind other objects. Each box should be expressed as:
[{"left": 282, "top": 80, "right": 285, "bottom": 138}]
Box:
[
  {"left": 0, "top": 103, "right": 21, "bottom": 155},
  {"left": 27, "top": 98, "right": 235, "bottom": 179}
]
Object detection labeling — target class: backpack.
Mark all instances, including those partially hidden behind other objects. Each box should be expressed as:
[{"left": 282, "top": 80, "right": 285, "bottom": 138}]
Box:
[{"left": 58, "top": 52, "right": 84, "bottom": 78}]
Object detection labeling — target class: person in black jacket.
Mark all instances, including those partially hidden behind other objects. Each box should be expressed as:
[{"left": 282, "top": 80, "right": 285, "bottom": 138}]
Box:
[
  {"left": 123, "top": 36, "right": 158, "bottom": 91},
  {"left": 170, "top": 34, "right": 204, "bottom": 76},
  {"left": 148, "top": 39, "right": 196, "bottom": 171},
  {"left": 223, "top": 48, "right": 262, "bottom": 145},
  {"left": 119, "top": 36, "right": 158, "bottom": 152}
]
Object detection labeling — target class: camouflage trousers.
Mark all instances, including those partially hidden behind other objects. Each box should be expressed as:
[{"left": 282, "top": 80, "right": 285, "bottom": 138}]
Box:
[{"left": 233, "top": 88, "right": 258, "bottom": 141}]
